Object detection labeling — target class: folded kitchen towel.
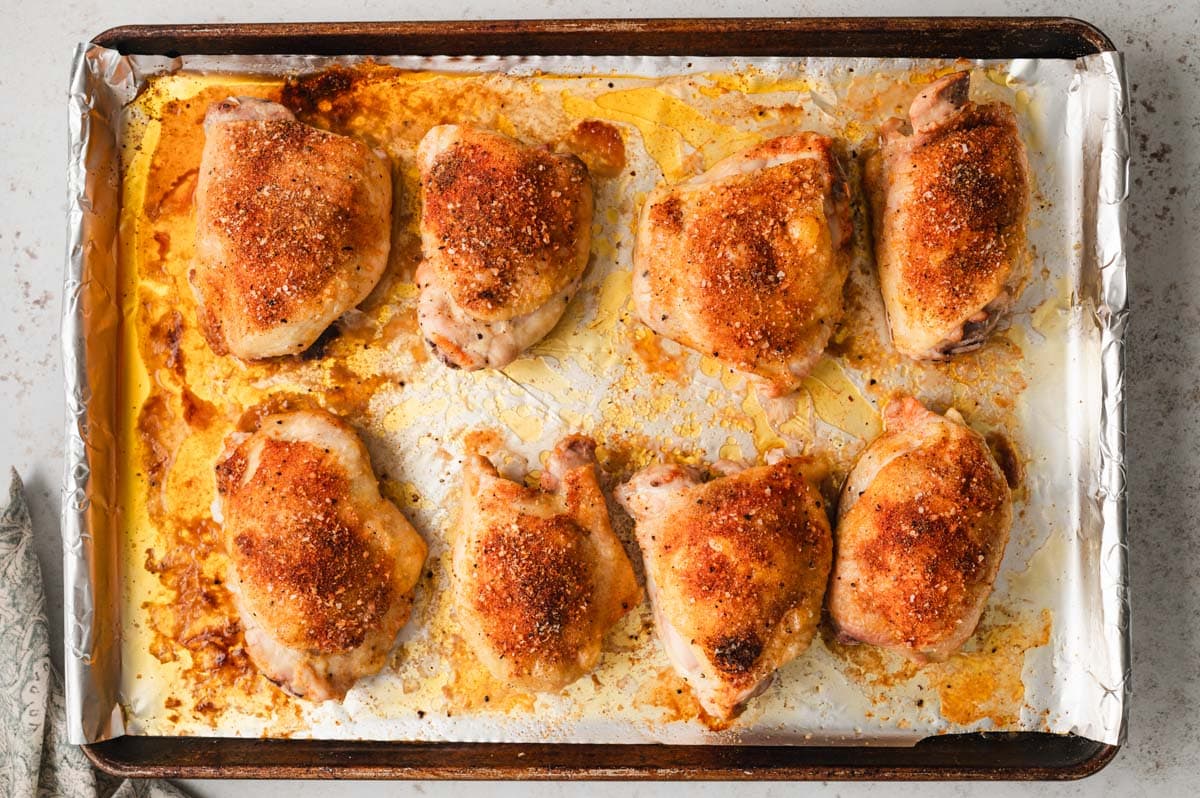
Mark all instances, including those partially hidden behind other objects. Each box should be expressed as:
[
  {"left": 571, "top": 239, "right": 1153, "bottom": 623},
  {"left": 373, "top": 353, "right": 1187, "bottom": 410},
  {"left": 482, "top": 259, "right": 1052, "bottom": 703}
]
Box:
[{"left": 1, "top": 470, "right": 188, "bottom": 798}]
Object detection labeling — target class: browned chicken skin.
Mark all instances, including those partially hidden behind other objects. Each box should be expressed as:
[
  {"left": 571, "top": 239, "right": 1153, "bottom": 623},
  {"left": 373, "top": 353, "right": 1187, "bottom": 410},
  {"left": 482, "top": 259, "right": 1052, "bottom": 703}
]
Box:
[
  {"left": 193, "top": 97, "right": 393, "bottom": 360},
  {"left": 452, "top": 436, "right": 640, "bottom": 691},
  {"left": 828, "top": 397, "right": 1012, "bottom": 663},
  {"left": 214, "top": 410, "right": 427, "bottom": 702},
  {"left": 633, "top": 134, "right": 852, "bottom": 396},
  {"left": 617, "top": 459, "right": 833, "bottom": 719},
  {"left": 866, "top": 71, "right": 1030, "bottom": 360},
  {"left": 417, "top": 125, "right": 594, "bottom": 370}
]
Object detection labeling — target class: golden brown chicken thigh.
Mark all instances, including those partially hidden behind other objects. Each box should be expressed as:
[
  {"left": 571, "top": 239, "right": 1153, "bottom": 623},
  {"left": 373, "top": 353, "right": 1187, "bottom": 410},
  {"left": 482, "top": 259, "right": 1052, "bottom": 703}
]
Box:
[
  {"left": 416, "top": 125, "right": 594, "bottom": 370},
  {"left": 193, "top": 97, "right": 393, "bottom": 360},
  {"left": 632, "top": 134, "right": 852, "bottom": 396},
  {"left": 214, "top": 409, "right": 427, "bottom": 701},
  {"left": 617, "top": 459, "right": 833, "bottom": 719},
  {"left": 866, "top": 71, "right": 1030, "bottom": 359},
  {"left": 452, "top": 435, "right": 640, "bottom": 691},
  {"left": 828, "top": 397, "right": 1012, "bottom": 663}
]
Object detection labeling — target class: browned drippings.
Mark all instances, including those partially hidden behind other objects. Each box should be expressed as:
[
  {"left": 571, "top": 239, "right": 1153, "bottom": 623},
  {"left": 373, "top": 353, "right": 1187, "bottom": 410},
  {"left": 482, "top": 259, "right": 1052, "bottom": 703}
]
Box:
[
  {"left": 820, "top": 623, "right": 922, "bottom": 691},
  {"left": 136, "top": 393, "right": 190, "bottom": 519},
  {"left": 147, "top": 169, "right": 198, "bottom": 223},
  {"left": 565, "top": 119, "right": 627, "bottom": 178},
  {"left": 142, "top": 309, "right": 185, "bottom": 377},
  {"left": 440, "top": 636, "right": 539, "bottom": 716},
  {"left": 142, "top": 515, "right": 293, "bottom": 724},
  {"left": 283, "top": 64, "right": 508, "bottom": 151},
  {"left": 986, "top": 431, "right": 1024, "bottom": 491},
  {"left": 593, "top": 434, "right": 668, "bottom": 484},
  {"left": 462, "top": 427, "right": 506, "bottom": 459},
  {"left": 822, "top": 608, "right": 1053, "bottom": 728},
  {"left": 280, "top": 65, "right": 363, "bottom": 119},
  {"left": 629, "top": 327, "right": 688, "bottom": 383},
  {"left": 931, "top": 609, "right": 1052, "bottom": 726},
  {"left": 377, "top": 306, "right": 429, "bottom": 364},
  {"left": 633, "top": 666, "right": 703, "bottom": 724},
  {"left": 323, "top": 363, "right": 402, "bottom": 419},
  {"left": 378, "top": 308, "right": 419, "bottom": 344},
  {"left": 632, "top": 667, "right": 741, "bottom": 732},
  {"left": 144, "top": 231, "right": 173, "bottom": 280}
]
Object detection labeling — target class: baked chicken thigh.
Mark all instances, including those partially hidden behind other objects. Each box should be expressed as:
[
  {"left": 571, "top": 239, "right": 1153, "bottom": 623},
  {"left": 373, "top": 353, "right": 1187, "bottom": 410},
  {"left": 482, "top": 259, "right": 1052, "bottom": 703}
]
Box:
[
  {"left": 215, "top": 409, "right": 427, "bottom": 701},
  {"left": 617, "top": 459, "right": 833, "bottom": 719},
  {"left": 453, "top": 436, "right": 639, "bottom": 691},
  {"left": 633, "top": 134, "right": 852, "bottom": 396},
  {"left": 416, "top": 125, "right": 594, "bottom": 370},
  {"left": 193, "top": 97, "right": 393, "bottom": 359},
  {"left": 829, "top": 396, "right": 1012, "bottom": 663},
  {"left": 866, "top": 71, "right": 1030, "bottom": 359}
]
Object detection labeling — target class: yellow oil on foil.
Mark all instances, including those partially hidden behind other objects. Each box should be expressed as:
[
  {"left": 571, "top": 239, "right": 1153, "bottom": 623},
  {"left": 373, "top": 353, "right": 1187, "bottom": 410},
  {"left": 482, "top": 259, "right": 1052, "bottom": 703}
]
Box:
[
  {"left": 802, "top": 357, "right": 882, "bottom": 440},
  {"left": 111, "top": 59, "right": 1046, "bottom": 745}
]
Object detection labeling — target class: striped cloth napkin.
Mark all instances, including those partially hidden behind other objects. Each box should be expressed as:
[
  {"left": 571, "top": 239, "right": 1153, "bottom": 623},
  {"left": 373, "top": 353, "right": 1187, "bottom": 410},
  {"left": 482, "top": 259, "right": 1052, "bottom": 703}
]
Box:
[{"left": 1, "top": 471, "right": 187, "bottom": 798}]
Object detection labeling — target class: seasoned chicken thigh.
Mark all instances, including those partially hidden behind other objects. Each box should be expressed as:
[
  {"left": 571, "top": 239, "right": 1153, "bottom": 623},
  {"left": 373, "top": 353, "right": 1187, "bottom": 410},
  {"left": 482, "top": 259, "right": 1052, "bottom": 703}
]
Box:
[
  {"left": 633, "top": 134, "right": 852, "bottom": 396},
  {"left": 215, "top": 409, "right": 427, "bottom": 701},
  {"left": 193, "top": 97, "right": 393, "bottom": 360},
  {"left": 617, "top": 459, "right": 833, "bottom": 719},
  {"left": 829, "top": 397, "right": 1012, "bottom": 663},
  {"left": 453, "top": 436, "right": 640, "bottom": 691},
  {"left": 416, "top": 125, "right": 593, "bottom": 370},
  {"left": 866, "top": 71, "right": 1030, "bottom": 359}
]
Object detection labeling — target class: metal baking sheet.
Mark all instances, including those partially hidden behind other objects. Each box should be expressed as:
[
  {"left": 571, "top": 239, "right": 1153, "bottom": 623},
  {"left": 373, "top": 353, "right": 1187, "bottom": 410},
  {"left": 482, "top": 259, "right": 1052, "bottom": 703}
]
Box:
[{"left": 63, "top": 20, "right": 1128, "bottom": 766}]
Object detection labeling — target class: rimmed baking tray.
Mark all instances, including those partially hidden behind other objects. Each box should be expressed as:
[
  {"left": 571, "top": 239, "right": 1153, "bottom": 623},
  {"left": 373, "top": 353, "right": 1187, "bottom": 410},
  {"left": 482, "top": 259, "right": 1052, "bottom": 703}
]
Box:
[{"left": 72, "top": 17, "right": 1125, "bottom": 780}]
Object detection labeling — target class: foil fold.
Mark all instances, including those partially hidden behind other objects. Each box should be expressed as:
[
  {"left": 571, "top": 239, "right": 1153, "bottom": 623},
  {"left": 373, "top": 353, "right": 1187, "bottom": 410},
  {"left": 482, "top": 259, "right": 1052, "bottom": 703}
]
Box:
[
  {"left": 64, "top": 43, "right": 134, "bottom": 746},
  {"left": 1090, "top": 50, "right": 1130, "bottom": 745}
]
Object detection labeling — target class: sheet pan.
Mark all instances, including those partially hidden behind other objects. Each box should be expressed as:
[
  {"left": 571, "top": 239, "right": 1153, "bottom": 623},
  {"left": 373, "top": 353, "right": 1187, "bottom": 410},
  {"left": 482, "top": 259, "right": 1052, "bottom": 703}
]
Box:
[{"left": 63, "top": 17, "right": 1128, "bottom": 779}]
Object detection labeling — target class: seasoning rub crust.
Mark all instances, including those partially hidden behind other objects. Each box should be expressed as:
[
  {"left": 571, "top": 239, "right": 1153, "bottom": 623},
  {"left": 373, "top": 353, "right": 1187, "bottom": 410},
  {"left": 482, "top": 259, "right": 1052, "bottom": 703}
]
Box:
[
  {"left": 633, "top": 133, "right": 852, "bottom": 396},
  {"left": 215, "top": 409, "right": 426, "bottom": 701},
  {"left": 193, "top": 97, "right": 393, "bottom": 360}
]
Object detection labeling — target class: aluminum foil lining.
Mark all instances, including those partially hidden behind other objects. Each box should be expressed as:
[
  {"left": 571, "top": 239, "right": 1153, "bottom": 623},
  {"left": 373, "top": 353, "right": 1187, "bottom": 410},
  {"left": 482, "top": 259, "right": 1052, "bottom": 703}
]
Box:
[
  {"left": 63, "top": 44, "right": 1130, "bottom": 747},
  {"left": 1091, "top": 51, "right": 1130, "bottom": 747}
]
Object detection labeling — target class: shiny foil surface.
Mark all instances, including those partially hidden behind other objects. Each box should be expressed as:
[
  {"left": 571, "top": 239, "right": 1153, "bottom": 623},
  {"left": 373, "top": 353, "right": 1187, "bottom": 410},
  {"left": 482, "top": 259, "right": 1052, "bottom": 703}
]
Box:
[{"left": 63, "top": 45, "right": 1129, "bottom": 747}]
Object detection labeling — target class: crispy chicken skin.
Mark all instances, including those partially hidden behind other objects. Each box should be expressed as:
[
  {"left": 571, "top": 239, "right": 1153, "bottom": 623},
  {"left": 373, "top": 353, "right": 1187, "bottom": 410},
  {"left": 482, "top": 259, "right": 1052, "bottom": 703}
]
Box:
[
  {"left": 617, "top": 459, "right": 833, "bottom": 719},
  {"left": 632, "top": 134, "right": 852, "bottom": 396},
  {"left": 829, "top": 397, "right": 1012, "bottom": 663},
  {"left": 416, "top": 125, "right": 594, "bottom": 370},
  {"left": 453, "top": 436, "right": 640, "bottom": 692},
  {"left": 214, "top": 409, "right": 427, "bottom": 702},
  {"left": 866, "top": 71, "right": 1030, "bottom": 360},
  {"left": 193, "top": 97, "right": 393, "bottom": 360}
]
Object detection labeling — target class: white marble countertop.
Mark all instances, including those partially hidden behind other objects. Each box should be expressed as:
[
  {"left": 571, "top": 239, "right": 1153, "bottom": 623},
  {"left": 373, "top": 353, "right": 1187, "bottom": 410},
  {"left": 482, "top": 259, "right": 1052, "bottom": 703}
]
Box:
[{"left": 3, "top": 0, "right": 1196, "bottom": 794}]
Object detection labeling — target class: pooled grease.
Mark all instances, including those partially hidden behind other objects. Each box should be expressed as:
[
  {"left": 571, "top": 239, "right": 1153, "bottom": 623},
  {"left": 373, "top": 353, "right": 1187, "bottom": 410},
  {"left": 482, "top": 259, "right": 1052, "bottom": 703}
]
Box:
[
  {"left": 117, "top": 61, "right": 1048, "bottom": 741},
  {"left": 821, "top": 608, "right": 1053, "bottom": 729}
]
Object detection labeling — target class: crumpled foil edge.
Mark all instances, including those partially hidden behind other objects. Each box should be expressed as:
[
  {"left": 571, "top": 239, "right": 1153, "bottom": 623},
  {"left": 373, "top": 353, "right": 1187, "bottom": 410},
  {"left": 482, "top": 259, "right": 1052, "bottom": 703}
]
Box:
[
  {"left": 1091, "top": 50, "right": 1131, "bottom": 747},
  {"left": 64, "top": 42, "right": 142, "bottom": 746}
]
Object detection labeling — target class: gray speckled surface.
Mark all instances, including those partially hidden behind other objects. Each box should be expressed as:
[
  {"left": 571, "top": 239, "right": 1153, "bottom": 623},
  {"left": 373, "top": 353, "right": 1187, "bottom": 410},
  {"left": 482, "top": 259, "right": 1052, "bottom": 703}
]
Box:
[{"left": 4, "top": 0, "right": 1196, "bottom": 793}]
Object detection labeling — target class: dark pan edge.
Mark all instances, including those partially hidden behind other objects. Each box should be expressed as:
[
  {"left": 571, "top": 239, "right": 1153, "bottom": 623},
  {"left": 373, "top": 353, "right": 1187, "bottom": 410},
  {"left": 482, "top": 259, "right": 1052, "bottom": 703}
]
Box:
[
  {"left": 88, "top": 17, "right": 1115, "bottom": 59},
  {"left": 83, "top": 734, "right": 1120, "bottom": 780}
]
